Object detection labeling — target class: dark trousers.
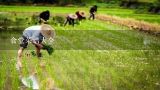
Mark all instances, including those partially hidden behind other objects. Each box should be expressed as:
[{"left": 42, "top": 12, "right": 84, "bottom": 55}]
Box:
[
  {"left": 64, "top": 17, "right": 75, "bottom": 26},
  {"left": 89, "top": 13, "right": 95, "bottom": 20}
]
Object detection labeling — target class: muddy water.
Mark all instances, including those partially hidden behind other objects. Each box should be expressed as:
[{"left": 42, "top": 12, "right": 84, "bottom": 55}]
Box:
[{"left": 0, "top": 12, "right": 160, "bottom": 50}]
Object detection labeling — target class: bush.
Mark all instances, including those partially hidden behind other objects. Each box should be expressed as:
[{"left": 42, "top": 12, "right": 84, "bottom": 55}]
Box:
[
  {"left": 0, "top": 15, "right": 14, "bottom": 28},
  {"left": 120, "top": 0, "right": 139, "bottom": 9},
  {"left": 31, "top": 14, "right": 39, "bottom": 25},
  {"left": 147, "top": 0, "right": 160, "bottom": 14},
  {"left": 15, "top": 17, "right": 27, "bottom": 25},
  {"left": 120, "top": 0, "right": 160, "bottom": 14},
  {"left": 52, "top": 16, "right": 65, "bottom": 26}
]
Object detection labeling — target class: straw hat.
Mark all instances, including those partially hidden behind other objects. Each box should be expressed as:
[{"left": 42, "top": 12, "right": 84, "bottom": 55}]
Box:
[
  {"left": 68, "top": 14, "right": 77, "bottom": 19},
  {"left": 41, "top": 24, "right": 55, "bottom": 39},
  {"left": 79, "top": 11, "right": 86, "bottom": 17}
]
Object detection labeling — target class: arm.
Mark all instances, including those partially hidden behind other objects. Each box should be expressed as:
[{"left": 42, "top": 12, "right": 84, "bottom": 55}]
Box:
[
  {"left": 30, "top": 39, "right": 43, "bottom": 49},
  {"left": 30, "top": 31, "right": 43, "bottom": 49}
]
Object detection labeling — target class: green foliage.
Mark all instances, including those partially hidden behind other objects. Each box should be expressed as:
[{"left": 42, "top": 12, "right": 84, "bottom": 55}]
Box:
[
  {"left": 31, "top": 51, "right": 37, "bottom": 56},
  {"left": 0, "top": 0, "right": 158, "bottom": 6},
  {"left": 52, "top": 16, "right": 65, "bottom": 26},
  {"left": 42, "top": 44, "right": 54, "bottom": 55},
  {"left": 31, "top": 14, "right": 38, "bottom": 25},
  {"left": 119, "top": 0, "right": 160, "bottom": 14},
  {"left": 155, "top": 0, "right": 160, "bottom": 6},
  {"left": 15, "top": 17, "right": 26, "bottom": 26},
  {"left": 0, "top": 0, "right": 96, "bottom": 5},
  {"left": 0, "top": 15, "right": 14, "bottom": 28}
]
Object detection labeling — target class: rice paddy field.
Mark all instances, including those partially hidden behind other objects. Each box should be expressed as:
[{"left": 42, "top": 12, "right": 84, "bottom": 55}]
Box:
[
  {"left": 0, "top": 5, "right": 160, "bottom": 24},
  {"left": 0, "top": 5, "right": 160, "bottom": 90}
]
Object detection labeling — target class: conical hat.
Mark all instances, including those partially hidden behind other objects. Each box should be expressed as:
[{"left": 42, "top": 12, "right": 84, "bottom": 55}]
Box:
[
  {"left": 79, "top": 11, "right": 86, "bottom": 17},
  {"left": 68, "top": 14, "right": 77, "bottom": 19},
  {"left": 41, "top": 24, "right": 55, "bottom": 39}
]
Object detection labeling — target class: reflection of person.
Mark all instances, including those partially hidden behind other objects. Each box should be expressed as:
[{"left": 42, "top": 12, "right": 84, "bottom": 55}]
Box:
[
  {"left": 75, "top": 11, "right": 86, "bottom": 21},
  {"left": 17, "top": 10, "right": 54, "bottom": 70},
  {"left": 64, "top": 14, "right": 77, "bottom": 26},
  {"left": 89, "top": 5, "right": 98, "bottom": 20}
]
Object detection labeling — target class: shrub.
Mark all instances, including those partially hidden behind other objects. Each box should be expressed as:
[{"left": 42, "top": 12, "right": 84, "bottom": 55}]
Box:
[
  {"left": 120, "top": 0, "right": 139, "bottom": 9},
  {"left": 148, "top": 1, "right": 160, "bottom": 14},
  {"left": 15, "top": 17, "right": 27, "bottom": 25},
  {"left": 52, "top": 16, "right": 65, "bottom": 26},
  {"left": 0, "top": 15, "right": 14, "bottom": 29},
  {"left": 31, "top": 14, "right": 39, "bottom": 25}
]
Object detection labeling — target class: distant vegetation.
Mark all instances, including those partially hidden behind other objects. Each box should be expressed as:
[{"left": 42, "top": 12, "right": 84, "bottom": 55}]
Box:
[
  {"left": 0, "top": 0, "right": 98, "bottom": 5},
  {"left": 0, "top": 0, "right": 156, "bottom": 5},
  {"left": 119, "top": 0, "right": 160, "bottom": 14}
]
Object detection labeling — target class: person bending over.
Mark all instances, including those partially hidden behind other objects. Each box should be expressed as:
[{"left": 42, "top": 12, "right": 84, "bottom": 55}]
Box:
[
  {"left": 17, "top": 10, "right": 55, "bottom": 70},
  {"left": 75, "top": 11, "right": 86, "bottom": 21},
  {"left": 64, "top": 14, "right": 77, "bottom": 26}
]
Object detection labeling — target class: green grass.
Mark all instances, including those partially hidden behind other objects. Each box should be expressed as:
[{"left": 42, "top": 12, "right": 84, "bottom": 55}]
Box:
[
  {"left": 0, "top": 5, "right": 160, "bottom": 90},
  {"left": 0, "top": 50, "right": 160, "bottom": 90},
  {"left": 0, "top": 5, "right": 160, "bottom": 24}
]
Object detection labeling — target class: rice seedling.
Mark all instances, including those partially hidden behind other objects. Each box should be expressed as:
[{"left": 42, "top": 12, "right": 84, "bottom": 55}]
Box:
[{"left": 0, "top": 5, "right": 160, "bottom": 90}]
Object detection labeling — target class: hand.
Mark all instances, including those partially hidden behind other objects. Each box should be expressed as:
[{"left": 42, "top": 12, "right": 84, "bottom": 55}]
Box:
[{"left": 31, "top": 40, "right": 43, "bottom": 49}]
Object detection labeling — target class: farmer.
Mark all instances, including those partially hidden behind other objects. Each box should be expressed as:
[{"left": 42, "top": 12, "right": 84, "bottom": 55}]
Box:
[
  {"left": 89, "top": 5, "right": 98, "bottom": 20},
  {"left": 75, "top": 11, "right": 86, "bottom": 21},
  {"left": 16, "top": 10, "right": 55, "bottom": 70},
  {"left": 64, "top": 14, "right": 77, "bottom": 26}
]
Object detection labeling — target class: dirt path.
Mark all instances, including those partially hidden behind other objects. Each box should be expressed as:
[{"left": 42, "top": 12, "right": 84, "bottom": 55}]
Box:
[{"left": 96, "top": 14, "right": 160, "bottom": 36}]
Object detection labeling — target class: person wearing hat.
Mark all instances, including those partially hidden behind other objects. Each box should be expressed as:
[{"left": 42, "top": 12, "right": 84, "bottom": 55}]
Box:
[
  {"left": 89, "top": 5, "right": 98, "bottom": 20},
  {"left": 75, "top": 11, "right": 86, "bottom": 21},
  {"left": 64, "top": 14, "right": 77, "bottom": 26},
  {"left": 16, "top": 10, "right": 55, "bottom": 70},
  {"left": 39, "top": 10, "right": 50, "bottom": 24}
]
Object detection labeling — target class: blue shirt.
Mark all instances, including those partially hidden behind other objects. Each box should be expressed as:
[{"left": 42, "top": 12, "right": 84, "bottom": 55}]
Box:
[{"left": 23, "top": 25, "right": 44, "bottom": 41}]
